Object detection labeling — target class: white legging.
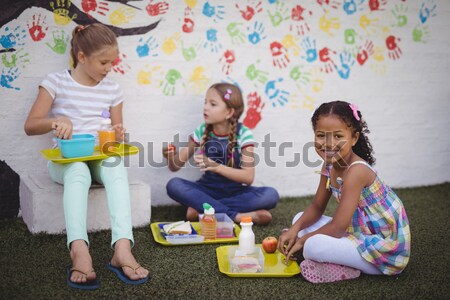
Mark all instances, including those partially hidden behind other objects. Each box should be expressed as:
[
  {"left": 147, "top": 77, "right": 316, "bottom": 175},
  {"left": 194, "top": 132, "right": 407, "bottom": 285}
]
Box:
[{"left": 293, "top": 212, "right": 382, "bottom": 275}]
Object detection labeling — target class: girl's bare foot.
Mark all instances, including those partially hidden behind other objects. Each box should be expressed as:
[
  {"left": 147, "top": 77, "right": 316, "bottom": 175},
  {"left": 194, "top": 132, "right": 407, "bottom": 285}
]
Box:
[
  {"left": 235, "top": 210, "right": 272, "bottom": 225},
  {"left": 186, "top": 207, "right": 199, "bottom": 221},
  {"left": 110, "top": 238, "right": 149, "bottom": 281},
  {"left": 69, "top": 240, "right": 96, "bottom": 283}
]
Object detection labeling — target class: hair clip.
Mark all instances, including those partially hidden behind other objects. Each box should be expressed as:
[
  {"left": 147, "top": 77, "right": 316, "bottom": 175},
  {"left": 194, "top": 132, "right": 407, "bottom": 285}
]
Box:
[
  {"left": 224, "top": 89, "right": 232, "bottom": 100},
  {"left": 227, "top": 154, "right": 232, "bottom": 159},
  {"left": 76, "top": 25, "right": 85, "bottom": 33},
  {"left": 349, "top": 104, "right": 360, "bottom": 121}
]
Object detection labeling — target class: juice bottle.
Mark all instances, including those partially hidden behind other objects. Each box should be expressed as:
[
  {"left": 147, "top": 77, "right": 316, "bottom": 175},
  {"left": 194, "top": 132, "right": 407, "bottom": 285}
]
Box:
[
  {"left": 98, "top": 112, "right": 115, "bottom": 153},
  {"left": 238, "top": 216, "right": 255, "bottom": 254},
  {"left": 201, "top": 203, "right": 216, "bottom": 240}
]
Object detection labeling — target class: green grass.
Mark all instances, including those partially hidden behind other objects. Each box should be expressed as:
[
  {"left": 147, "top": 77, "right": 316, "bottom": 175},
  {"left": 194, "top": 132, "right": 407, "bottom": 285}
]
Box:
[{"left": 1, "top": 183, "right": 449, "bottom": 299}]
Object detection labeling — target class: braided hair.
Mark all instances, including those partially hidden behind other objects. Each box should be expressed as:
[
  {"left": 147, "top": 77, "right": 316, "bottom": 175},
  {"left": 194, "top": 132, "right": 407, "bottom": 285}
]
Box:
[
  {"left": 311, "top": 100, "right": 376, "bottom": 165},
  {"left": 201, "top": 83, "right": 244, "bottom": 167}
]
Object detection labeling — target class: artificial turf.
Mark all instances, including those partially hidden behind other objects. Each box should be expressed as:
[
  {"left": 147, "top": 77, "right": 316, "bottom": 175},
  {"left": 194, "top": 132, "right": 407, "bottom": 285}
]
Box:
[{"left": 1, "top": 183, "right": 449, "bottom": 299}]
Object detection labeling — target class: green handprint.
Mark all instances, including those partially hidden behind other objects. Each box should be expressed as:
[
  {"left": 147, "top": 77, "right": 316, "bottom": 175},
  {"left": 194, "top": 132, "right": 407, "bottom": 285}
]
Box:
[
  {"left": 412, "top": 24, "right": 430, "bottom": 43},
  {"left": 344, "top": 28, "right": 357, "bottom": 45},
  {"left": 161, "top": 69, "right": 182, "bottom": 96},
  {"left": 181, "top": 41, "right": 198, "bottom": 62},
  {"left": 290, "top": 66, "right": 310, "bottom": 86},
  {"left": 246, "top": 63, "right": 268, "bottom": 85},
  {"left": 1, "top": 48, "right": 30, "bottom": 68},
  {"left": 226, "top": 22, "right": 245, "bottom": 45},
  {"left": 392, "top": 4, "right": 408, "bottom": 28},
  {"left": 46, "top": 30, "right": 69, "bottom": 54},
  {"left": 267, "top": 2, "right": 290, "bottom": 27}
]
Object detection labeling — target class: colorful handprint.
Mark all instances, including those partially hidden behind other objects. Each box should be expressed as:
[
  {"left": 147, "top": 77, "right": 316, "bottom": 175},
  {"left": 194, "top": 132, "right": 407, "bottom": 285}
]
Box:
[
  {"left": 369, "top": 0, "right": 387, "bottom": 11},
  {"left": 289, "top": 5, "right": 312, "bottom": 36},
  {"left": 112, "top": 53, "right": 131, "bottom": 74},
  {"left": 290, "top": 66, "right": 310, "bottom": 86},
  {"left": 391, "top": 4, "right": 408, "bottom": 27},
  {"left": 0, "top": 68, "right": 20, "bottom": 90},
  {"left": 267, "top": 2, "right": 290, "bottom": 27},
  {"left": 227, "top": 22, "right": 246, "bottom": 45},
  {"left": 188, "top": 66, "right": 210, "bottom": 94},
  {"left": 356, "top": 40, "right": 374, "bottom": 65},
  {"left": 265, "top": 78, "right": 289, "bottom": 107},
  {"left": 319, "top": 10, "right": 340, "bottom": 36},
  {"left": 109, "top": 7, "right": 136, "bottom": 26},
  {"left": 412, "top": 24, "right": 430, "bottom": 43},
  {"left": 182, "top": 7, "right": 195, "bottom": 33},
  {"left": 301, "top": 37, "right": 318, "bottom": 63},
  {"left": 136, "top": 36, "right": 159, "bottom": 58},
  {"left": 0, "top": 26, "right": 27, "bottom": 49},
  {"left": 160, "top": 69, "right": 182, "bottom": 96},
  {"left": 27, "top": 14, "right": 48, "bottom": 42},
  {"left": 270, "top": 41, "right": 290, "bottom": 69},
  {"left": 219, "top": 50, "right": 236, "bottom": 75},
  {"left": 243, "top": 92, "right": 265, "bottom": 129},
  {"left": 235, "top": 1, "right": 262, "bottom": 21},
  {"left": 202, "top": 2, "right": 225, "bottom": 23},
  {"left": 334, "top": 51, "right": 355, "bottom": 79},
  {"left": 50, "top": 0, "right": 77, "bottom": 25},
  {"left": 419, "top": 0, "right": 437, "bottom": 24},
  {"left": 137, "top": 65, "right": 161, "bottom": 85},
  {"left": 1, "top": 48, "right": 30, "bottom": 68},
  {"left": 81, "top": 0, "right": 109, "bottom": 18},
  {"left": 316, "top": 0, "right": 341, "bottom": 10},
  {"left": 246, "top": 61, "right": 268, "bottom": 87},
  {"left": 146, "top": 1, "right": 169, "bottom": 16},
  {"left": 385, "top": 35, "right": 402, "bottom": 60},
  {"left": 46, "top": 30, "right": 69, "bottom": 54},
  {"left": 162, "top": 33, "right": 181, "bottom": 55},
  {"left": 282, "top": 35, "right": 301, "bottom": 58},
  {"left": 181, "top": 40, "right": 201, "bottom": 61},
  {"left": 318, "top": 47, "right": 336, "bottom": 73},
  {"left": 203, "top": 29, "right": 222, "bottom": 53},
  {"left": 247, "top": 21, "right": 266, "bottom": 45}
]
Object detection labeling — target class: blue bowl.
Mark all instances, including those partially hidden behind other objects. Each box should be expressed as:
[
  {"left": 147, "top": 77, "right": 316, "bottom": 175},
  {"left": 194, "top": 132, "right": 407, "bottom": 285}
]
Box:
[{"left": 57, "top": 134, "right": 95, "bottom": 158}]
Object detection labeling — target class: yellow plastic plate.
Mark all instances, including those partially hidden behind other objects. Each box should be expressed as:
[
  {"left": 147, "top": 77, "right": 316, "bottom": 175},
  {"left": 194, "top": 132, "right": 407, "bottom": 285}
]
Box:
[
  {"left": 150, "top": 222, "right": 240, "bottom": 246},
  {"left": 40, "top": 143, "right": 139, "bottom": 163},
  {"left": 216, "top": 245, "right": 301, "bottom": 277}
]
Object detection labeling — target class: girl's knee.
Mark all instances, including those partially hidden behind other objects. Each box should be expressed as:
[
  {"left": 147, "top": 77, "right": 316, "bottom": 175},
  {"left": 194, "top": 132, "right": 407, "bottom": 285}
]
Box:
[
  {"left": 260, "top": 187, "right": 279, "bottom": 207},
  {"left": 303, "top": 234, "right": 332, "bottom": 262},
  {"left": 166, "top": 177, "right": 186, "bottom": 196},
  {"left": 63, "top": 162, "right": 91, "bottom": 184}
]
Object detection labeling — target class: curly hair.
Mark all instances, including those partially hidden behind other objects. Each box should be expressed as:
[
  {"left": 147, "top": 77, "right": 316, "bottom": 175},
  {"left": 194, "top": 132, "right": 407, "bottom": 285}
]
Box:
[
  {"left": 311, "top": 100, "right": 376, "bottom": 165},
  {"left": 200, "top": 83, "right": 244, "bottom": 167}
]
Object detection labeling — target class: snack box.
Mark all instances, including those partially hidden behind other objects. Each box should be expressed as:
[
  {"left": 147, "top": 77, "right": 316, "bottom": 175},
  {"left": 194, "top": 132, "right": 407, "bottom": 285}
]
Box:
[
  {"left": 158, "top": 223, "right": 205, "bottom": 245},
  {"left": 199, "top": 213, "right": 234, "bottom": 238},
  {"left": 228, "top": 245, "right": 265, "bottom": 273}
]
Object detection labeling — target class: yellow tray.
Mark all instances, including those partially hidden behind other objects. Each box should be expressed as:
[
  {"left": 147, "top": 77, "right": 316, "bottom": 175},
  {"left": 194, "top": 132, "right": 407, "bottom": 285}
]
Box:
[
  {"left": 40, "top": 143, "right": 139, "bottom": 163},
  {"left": 216, "top": 245, "right": 301, "bottom": 277},
  {"left": 150, "top": 222, "right": 240, "bottom": 246}
]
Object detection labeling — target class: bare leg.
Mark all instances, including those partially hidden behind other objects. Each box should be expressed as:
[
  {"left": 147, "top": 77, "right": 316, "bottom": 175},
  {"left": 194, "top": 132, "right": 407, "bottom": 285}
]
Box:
[
  {"left": 186, "top": 207, "right": 199, "bottom": 221},
  {"left": 69, "top": 240, "right": 96, "bottom": 283},
  {"left": 110, "top": 239, "right": 149, "bottom": 280},
  {"left": 235, "top": 210, "right": 272, "bottom": 225}
]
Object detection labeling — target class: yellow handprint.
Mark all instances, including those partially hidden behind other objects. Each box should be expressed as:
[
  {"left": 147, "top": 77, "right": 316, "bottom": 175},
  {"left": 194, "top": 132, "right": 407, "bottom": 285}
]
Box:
[
  {"left": 109, "top": 7, "right": 136, "bottom": 26},
  {"left": 162, "top": 33, "right": 181, "bottom": 55},
  {"left": 188, "top": 66, "right": 210, "bottom": 94},
  {"left": 282, "top": 34, "right": 301, "bottom": 57},
  {"left": 50, "top": 0, "right": 77, "bottom": 25},
  {"left": 185, "top": 0, "right": 198, "bottom": 9},
  {"left": 360, "top": 14, "right": 381, "bottom": 35},
  {"left": 319, "top": 10, "right": 340, "bottom": 36},
  {"left": 137, "top": 65, "right": 161, "bottom": 85}
]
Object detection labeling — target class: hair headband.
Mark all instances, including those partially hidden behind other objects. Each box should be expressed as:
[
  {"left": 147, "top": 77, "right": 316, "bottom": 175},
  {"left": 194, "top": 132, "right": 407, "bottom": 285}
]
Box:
[
  {"left": 349, "top": 103, "right": 360, "bottom": 121},
  {"left": 223, "top": 89, "right": 232, "bottom": 100}
]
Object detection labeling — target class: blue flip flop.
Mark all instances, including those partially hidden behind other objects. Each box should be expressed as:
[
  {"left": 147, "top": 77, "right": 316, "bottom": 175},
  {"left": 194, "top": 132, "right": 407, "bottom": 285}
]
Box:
[
  {"left": 66, "top": 267, "right": 100, "bottom": 290},
  {"left": 106, "top": 262, "right": 149, "bottom": 285}
]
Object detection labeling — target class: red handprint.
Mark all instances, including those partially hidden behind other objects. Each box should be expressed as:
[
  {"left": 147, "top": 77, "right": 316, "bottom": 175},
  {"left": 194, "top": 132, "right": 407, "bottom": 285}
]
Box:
[
  {"left": 235, "top": 1, "right": 262, "bottom": 21},
  {"left": 81, "top": 0, "right": 109, "bottom": 18},
  {"left": 369, "top": 0, "right": 387, "bottom": 11},
  {"left": 146, "top": 1, "right": 169, "bottom": 16},
  {"left": 270, "top": 41, "right": 290, "bottom": 69},
  {"left": 112, "top": 53, "right": 130, "bottom": 74},
  {"left": 27, "top": 14, "right": 48, "bottom": 42},
  {"left": 243, "top": 92, "right": 265, "bottom": 129},
  {"left": 386, "top": 35, "right": 402, "bottom": 60},
  {"left": 182, "top": 7, "right": 195, "bottom": 33},
  {"left": 290, "top": 5, "right": 312, "bottom": 35},
  {"left": 317, "top": 0, "right": 341, "bottom": 10},
  {"left": 356, "top": 40, "right": 374, "bottom": 65},
  {"left": 319, "top": 47, "right": 336, "bottom": 73},
  {"left": 219, "top": 50, "right": 236, "bottom": 75}
]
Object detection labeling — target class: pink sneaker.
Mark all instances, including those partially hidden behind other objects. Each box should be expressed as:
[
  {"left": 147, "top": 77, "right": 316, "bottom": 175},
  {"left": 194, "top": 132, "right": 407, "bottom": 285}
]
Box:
[{"left": 300, "top": 259, "right": 361, "bottom": 283}]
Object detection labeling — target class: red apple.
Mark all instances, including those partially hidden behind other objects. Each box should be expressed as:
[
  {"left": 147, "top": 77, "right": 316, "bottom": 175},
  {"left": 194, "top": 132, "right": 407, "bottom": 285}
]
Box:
[{"left": 262, "top": 236, "right": 278, "bottom": 253}]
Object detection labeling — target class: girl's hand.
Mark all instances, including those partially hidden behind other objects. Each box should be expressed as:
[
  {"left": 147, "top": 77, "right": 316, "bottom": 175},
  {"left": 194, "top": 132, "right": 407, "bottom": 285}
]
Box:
[
  {"left": 162, "top": 144, "right": 176, "bottom": 159},
  {"left": 277, "top": 228, "right": 299, "bottom": 258},
  {"left": 112, "top": 123, "right": 126, "bottom": 142},
  {"left": 52, "top": 117, "right": 73, "bottom": 139},
  {"left": 194, "top": 154, "right": 221, "bottom": 172},
  {"left": 285, "top": 238, "right": 305, "bottom": 263}
]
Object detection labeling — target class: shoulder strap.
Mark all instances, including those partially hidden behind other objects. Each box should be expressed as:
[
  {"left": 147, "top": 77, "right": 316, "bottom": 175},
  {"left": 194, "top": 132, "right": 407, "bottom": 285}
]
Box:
[{"left": 348, "top": 160, "right": 376, "bottom": 174}]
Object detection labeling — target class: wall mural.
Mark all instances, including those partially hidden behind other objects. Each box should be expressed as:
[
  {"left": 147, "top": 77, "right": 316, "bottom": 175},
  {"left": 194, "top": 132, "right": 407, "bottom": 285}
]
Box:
[{"left": 0, "top": 0, "right": 438, "bottom": 129}]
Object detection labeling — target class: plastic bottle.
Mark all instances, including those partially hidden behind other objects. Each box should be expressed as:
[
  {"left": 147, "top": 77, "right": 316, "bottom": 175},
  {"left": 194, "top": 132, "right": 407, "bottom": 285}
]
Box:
[
  {"left": 238, "top": 216, "right": 255, "bottom": 255},
  {"left": 98, "top": 111, "right": 115, "bottom": 153},
  {"left": 201, "top": 203, "right": 216, "bottom": 240}
]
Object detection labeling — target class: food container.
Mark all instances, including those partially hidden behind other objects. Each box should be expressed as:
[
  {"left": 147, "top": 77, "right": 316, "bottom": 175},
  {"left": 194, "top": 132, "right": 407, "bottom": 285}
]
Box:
[
  {"left": 199, "top": 213, "right": 235, "bottom": 238},
  {"left": 228, "top": 245, "right": 265, "bottom": 273},
  {"left": 57, "top": 134, "right": 95, "bottom": 158}
]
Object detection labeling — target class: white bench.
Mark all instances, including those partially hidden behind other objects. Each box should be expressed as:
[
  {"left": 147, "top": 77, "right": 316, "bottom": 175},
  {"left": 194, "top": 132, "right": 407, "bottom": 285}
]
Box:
[{"left": 19, "top": 173, "right": 151, "bottom": 234}]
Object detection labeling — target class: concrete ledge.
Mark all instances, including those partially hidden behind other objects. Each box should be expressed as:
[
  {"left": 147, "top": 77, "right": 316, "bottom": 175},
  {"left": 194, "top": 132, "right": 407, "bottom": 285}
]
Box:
[{"left": 19, "top": 173, "right": 151, "bottom": 234}]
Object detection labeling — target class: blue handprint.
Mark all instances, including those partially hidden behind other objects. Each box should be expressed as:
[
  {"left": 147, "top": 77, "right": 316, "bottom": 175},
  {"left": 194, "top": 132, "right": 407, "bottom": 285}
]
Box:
[
  {"left": 1, "top": 68, "right": 21, "bottom": 90},
  {"left": 265, "top": 78, "right": 290, "bottom": 107},
  {"left": 247, "top": 22, "right": 266, "bottom": 45},
  {"left": 301, "top": 37, "right": 317, "bottom": 63},
  {"left": 334, "top": 51, "right": 355, "bottom": 80},
  {"left": 202, "top": 2, "right": 225, "bottom": 23},
  {"left": 419, "top": 0, "right": 437, "bottom": 24},
  {"left": 203, "top": 29, "right": 222, "bottom": 53},
  {"left": 136, "top": 36, "right": 159, "bottom": 58},
  {"left": 0, "top": 26, "right": 27, "bottom": 49},
  {"left": 343, "top": 0, "right": 365, "bottom": 15}
]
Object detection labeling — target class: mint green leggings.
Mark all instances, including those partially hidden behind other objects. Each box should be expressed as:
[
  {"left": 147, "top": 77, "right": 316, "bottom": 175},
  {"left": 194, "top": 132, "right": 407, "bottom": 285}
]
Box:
[{"left": 48, "top": 157, "right": 134, "bottom": 249}]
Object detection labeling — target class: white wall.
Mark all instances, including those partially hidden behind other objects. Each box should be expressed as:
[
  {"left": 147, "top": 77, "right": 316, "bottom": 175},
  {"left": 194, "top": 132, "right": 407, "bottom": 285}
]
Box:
[{"left": 1, "top": 0, "right": 449, "bottom": 206}]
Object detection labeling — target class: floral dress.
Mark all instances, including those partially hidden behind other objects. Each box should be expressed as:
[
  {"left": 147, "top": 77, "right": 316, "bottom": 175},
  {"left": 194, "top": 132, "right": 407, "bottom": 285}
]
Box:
[{"left": 324, "top": 161, "right": 411, "bottom": 275}]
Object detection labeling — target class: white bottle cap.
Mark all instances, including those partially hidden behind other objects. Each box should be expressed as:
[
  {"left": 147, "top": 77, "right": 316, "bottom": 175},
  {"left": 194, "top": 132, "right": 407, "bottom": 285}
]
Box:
[{"left": 101, "top": 118, "right": 111, "bottom": 125}]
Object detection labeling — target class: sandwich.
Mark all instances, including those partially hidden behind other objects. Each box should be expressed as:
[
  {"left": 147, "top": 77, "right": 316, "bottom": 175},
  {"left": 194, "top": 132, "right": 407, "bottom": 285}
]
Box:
[
  {"left": 230, "top": 256, "right": 262, "bottom": 273},
  {"left": 163, "top": 221, "right": 192, "bottom": 235}
]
